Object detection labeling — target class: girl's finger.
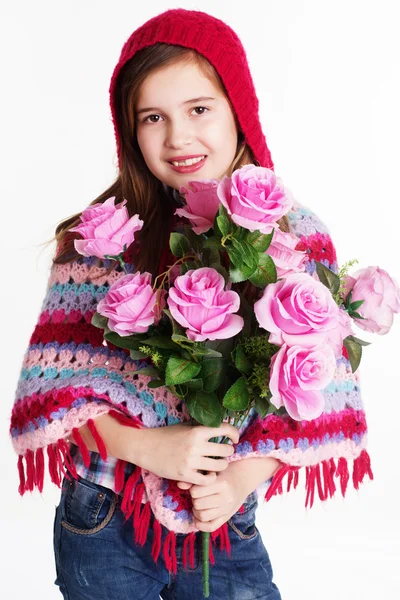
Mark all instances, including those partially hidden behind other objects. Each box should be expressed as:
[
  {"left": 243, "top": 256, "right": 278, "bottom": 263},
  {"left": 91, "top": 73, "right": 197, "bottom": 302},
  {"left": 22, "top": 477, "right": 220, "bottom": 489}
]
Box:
[
  {"left": 193, "top": 506, "right": 222, "bottom": 523},
  {"left": 177, "top": 481, "right": 192, "bottom": 489},
  {"left": 192, "top": 493, "right": 221, "bottom": 511},
  {"left": 189, "top": 481, "right": 219, "bottom": 499},
  {"left": 195, "top": 515, "right": 227, "bottom": 533}
]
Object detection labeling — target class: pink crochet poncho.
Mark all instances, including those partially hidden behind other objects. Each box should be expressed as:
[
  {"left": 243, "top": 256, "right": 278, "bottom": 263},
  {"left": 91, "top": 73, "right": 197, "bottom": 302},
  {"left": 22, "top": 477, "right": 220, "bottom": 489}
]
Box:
[{"left": 10, "top": 200, "right": 373, "bottom": 575}]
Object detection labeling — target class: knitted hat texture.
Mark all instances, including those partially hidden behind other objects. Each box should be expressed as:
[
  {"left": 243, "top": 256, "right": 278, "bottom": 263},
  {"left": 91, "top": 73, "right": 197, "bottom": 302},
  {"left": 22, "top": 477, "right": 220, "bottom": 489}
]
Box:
[{"left": 109, "top": 8, "right": 274, "bottom": 170}]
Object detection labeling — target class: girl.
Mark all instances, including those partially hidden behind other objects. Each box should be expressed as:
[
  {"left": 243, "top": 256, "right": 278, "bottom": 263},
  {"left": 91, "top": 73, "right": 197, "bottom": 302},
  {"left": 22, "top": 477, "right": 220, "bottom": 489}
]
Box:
[{"left": 10, "top": 8, "right": 373, "bottom": 600}]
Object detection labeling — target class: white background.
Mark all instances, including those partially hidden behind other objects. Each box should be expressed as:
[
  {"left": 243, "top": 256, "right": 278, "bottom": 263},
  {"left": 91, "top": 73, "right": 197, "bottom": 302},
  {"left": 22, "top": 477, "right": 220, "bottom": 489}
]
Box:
[{"left": 1, "top": 1, "right": 399, "bottom": 598}]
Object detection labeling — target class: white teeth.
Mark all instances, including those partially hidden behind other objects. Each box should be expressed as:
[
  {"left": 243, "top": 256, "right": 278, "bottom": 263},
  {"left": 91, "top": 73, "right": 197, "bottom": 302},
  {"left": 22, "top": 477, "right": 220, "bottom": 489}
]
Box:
[{"left": 171, "top": 156, "right": 205, "bottom": 167}]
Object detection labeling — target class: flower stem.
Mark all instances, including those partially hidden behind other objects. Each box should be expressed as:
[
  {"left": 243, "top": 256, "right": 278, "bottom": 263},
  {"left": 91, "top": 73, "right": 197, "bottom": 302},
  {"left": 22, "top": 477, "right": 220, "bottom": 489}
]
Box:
[
  {"left": 202, "top": 532, "right": 210, "bottom": 597},
  {"left": 152, "top": 254, "right": 196, "bottom": 290},
  {"left": 104, "top": 254, "right": 128, "bottom": 273}
]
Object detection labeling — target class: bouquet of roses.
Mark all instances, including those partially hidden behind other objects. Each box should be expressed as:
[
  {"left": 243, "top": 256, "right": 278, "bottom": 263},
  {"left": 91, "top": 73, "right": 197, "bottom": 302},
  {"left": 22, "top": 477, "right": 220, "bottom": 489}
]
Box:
[{"left": 70, "top": 164, "right": 400, "bottom": 598}]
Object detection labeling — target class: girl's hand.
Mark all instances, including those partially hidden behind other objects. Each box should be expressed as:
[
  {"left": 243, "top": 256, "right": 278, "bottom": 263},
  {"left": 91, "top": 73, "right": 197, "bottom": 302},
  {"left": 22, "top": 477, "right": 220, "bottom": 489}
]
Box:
[
  {"left": 135, "top": 421, "right": 239, "bottom": 486},
  {"left": 177, "top": 456, "right": 281, "bottom": 532},
  {"left": 177, "top": 462, "right": 253, "bottom": 533}
]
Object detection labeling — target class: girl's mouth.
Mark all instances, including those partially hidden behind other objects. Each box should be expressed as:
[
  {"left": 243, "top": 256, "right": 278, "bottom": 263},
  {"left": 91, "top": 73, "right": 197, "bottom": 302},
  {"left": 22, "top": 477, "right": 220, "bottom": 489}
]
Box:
[{"left": 167, "top": 155, "right": 207, "bottom": 174}]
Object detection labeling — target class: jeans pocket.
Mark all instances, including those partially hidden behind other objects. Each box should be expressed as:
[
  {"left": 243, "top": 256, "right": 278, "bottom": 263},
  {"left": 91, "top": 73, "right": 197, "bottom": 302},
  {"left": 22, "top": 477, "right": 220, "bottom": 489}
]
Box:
[
  {"left": 227, "top": 493, "right": 258, "bottom": 540},
  {"left": 61, "top": 476, "right": 118, "bottom": 536}
]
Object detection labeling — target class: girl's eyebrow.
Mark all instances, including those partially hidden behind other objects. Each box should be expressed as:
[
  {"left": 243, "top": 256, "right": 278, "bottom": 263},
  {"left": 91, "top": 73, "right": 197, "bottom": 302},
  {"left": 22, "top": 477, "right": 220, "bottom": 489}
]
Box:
[{"left": 136, "top": 96, "right": 216, "bottom": 115}]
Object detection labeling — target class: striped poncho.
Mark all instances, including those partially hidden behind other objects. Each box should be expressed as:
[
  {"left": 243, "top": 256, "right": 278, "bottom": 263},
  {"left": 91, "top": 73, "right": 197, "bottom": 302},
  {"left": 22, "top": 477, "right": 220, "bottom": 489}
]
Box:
[{"left": 10, "top": 200, "right": 373, "bottom": 575}]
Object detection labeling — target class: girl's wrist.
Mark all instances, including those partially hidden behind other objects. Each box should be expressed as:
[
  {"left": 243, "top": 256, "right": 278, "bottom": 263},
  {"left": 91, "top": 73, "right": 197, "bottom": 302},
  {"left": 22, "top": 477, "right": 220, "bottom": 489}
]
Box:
[{"left": 227, "top": 456, "right": 282, "bottom": 497}]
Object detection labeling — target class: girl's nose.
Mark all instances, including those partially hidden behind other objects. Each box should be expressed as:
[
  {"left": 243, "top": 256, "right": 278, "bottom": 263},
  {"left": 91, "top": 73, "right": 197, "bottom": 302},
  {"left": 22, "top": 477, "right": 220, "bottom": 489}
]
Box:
[{"left": 165, "top": 122, "right": 193, "bottom": 149}]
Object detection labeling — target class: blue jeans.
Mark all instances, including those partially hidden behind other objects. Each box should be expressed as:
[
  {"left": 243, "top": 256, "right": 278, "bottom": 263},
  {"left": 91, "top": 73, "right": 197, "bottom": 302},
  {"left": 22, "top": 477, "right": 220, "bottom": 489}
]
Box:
[{"left": 53, "top": 474, "right": 282, "bottom": 599}]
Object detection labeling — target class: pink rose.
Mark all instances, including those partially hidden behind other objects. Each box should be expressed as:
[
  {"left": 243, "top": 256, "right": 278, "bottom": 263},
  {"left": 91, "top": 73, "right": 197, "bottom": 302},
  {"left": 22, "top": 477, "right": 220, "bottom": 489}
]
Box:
[
  {"left": 70, "top": 196, "right": 143, "bottom": 258},
  {"left": 269, "top": 343, "right": 337, "bottom": 421},
  {"left": 217, "top": 164, "right": 293, "bottom": 233},
  {"left": 176, "top": 180, "right": 220, "bottom": 234},
  {"left": 267, "top": 229, "right": 307, "bottom": 278},
  {"left": 254, "top": 273, "right": 344, "bottom": 357},
  {"left": 167, "top": 267, "right": 244, "bottom": 341},
  {"left": 343, "top": 266, "right": 400, "bottom": 334},
  {"left": 97, "top": 272, "right": 161, "bottom": 336}
]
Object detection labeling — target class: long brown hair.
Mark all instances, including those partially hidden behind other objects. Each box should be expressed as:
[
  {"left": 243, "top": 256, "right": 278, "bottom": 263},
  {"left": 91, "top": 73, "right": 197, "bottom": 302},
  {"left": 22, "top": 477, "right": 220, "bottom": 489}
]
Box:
[{"left": 50, "top": 43, "right": 289, "bottom": 275}]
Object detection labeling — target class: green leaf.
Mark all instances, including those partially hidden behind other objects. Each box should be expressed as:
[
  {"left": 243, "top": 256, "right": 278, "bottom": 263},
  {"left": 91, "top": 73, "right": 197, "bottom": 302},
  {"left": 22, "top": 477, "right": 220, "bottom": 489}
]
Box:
[
  {"left": 200, "top": 357, "right": 226, "bottom": 392},
  {"left": 344, "top": 288, "right": 353, "bottom": 309},
  {"left": 186, "top": 378, "right": 204, "bottom": 391},
  {"left": 226, "top": 243, "right": 244, "bottom": 269},
  {"left": 343, "top": 336, "right": 362, "bottom": 373},
  {"left": 235, "top": 227, "right": 247, "bottom": 241},
  {"left": 184, "top": 226, "right": 206, "bottom": 251},
  {"left": 180, "top": 261, "right": 197, "bottom": 275},
  {"left": 315, "top": 261, "right": 340, "bottom": 295},
  {"left": 206, "top": 338, "right": 235, "bottom": 356},
  {"left": 147, "top": 379, "right": 165, "bottom": 389},
  {"left": 345, "top": 334, "right": 371, "bottom": 347},
  {"left": 349, "top": 299, "right": 365, "bottom": 311},
  {"left": 267, "top": 403, "right": 280, "bottom": 415},
  {"left": 222, "top": 377, "right": 250, "bottom": 411},
  {"left": 170, "top": 232, "right": 191, "bottom": 258},
  {"left": 136, "top": 366, "right": 160, "bottom": 377},
  {"left": 104, "top": 331, "right": 145, "bottom": 350},
  {"left": 141, "top": 336, "right": 180, "bottom": 350},
  {"left": 232, "top": 345, "right": 252, "bottom": 375},
  {"left": 351, "top": 311, "right": 367, "bottom": 320},
  {"left": 232, "top": 238, "right": 259, "bottom": 269},
  {"left": 246, "top": 229, "right": 274, "bottom": 252},
  {"left": 249, "top": 254, "right": 277, "bottom": 288},
  {"left": 171, "top": 334, "right": 195, "bottom": 345},
  {"left": 229, "top": 263, "right": 257, "bottom": 283},
  {"left": 165, "top": 356, "right": 202, "bottom": 386},
  {"left": 203, "top": 236, "right": 223, "bottom": 250},
  {"left": 162, "top": 309, "right": 186, "bottom": 336},
  {"left": 218, "top": 204, "right": 228, "bottom": 217},
  {"left": 91, "top": 312, "right": 109, "bottom": 329},
  {"left": 193, "top": 347, "right": 223, "bottom": 358},
  {"left": 202, "top": 247, "right": 221, "bottom": 266},
  {"left": 185, "top": 390, "right": 223, "bottom": 427},
  {"left": 254, "top": 395, "right": 270, "bottom": 418},
  {"left": 216, "top": 213, "right": 232, "bottom": 237}
]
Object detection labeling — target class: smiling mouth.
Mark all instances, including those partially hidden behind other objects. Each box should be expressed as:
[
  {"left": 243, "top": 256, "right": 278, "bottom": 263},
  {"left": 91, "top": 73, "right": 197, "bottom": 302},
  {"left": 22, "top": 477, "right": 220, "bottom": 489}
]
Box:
[{"left": 167, "top": 155, "right": 207, "bottom": 167}]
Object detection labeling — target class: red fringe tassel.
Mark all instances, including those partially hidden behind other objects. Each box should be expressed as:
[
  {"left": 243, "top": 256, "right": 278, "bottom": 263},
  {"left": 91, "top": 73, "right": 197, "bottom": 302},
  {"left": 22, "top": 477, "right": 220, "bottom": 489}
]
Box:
[
  {"left": 264, "top": 450, "right": 374, "bottom": 509},
  {"left": 210, "top": 521, "right": 231, "bottom": 557},
  {"left": 114, "top": 459, "right": 127, "bottom": 494},
  {"left": 222, "top": 521, "right": 231, "bottom": 557},
  {"left": 17, "top": 455, "right": 25, "bottom": 495},
  {"left": 182, "top": 531, "right": 196, "bottom": 570},
  {"left": 16, "top": 436, "right": 87, "bottom": 495},
  {"left": 71, "top": 427, "right": 91, "bottom": 467},
  {"left": 151, "top": 519, "right": 163, "bottom": 564},
  {"left": 87, "top": 419, "right": 108, "bottom": 460},
  {"left": 137, "top": 501, "right": 151, "bottom": 546},
  {"left": 120, "top": 466, "right": 142, "bottom": 521},
  {"left": 108, "top": 409, "right": 144, "bottom": 429},
  {"left": 25, "top": 449, "right": 35, "bottom": 492},
  {"left": 34, "top": 447, "right": 45, "bottom": 493},
  {"left": 58, "top": 439, "right": 78, "bottom": 480},
  {"left": 163, "top": 530, "right": 178, "bottom": 576},
  {"left": 15, "top": 441, "right": 374, "bottom": 578}
]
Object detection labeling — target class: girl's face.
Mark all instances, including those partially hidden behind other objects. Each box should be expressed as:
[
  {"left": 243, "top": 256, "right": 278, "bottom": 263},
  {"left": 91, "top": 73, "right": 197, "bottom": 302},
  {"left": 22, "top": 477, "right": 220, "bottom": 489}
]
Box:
[{"left": 135, "top": 61, "right": 238, "bottom": 190}]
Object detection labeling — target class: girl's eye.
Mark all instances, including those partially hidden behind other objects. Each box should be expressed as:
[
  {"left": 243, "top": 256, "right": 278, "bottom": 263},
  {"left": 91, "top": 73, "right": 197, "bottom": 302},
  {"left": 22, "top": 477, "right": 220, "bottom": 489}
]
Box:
[
  {"left": 141, "top": 106, "right": 209, "bottom": 124},
  {"left": 193, "top": 106, "right": 209, "bottom": 116}
]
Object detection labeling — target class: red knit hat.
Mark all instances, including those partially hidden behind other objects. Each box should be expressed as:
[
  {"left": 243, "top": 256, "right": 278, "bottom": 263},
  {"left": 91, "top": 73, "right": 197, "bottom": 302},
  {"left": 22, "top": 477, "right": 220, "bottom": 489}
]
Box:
[{"left": 109, "top": 8, "right": 274, "bottom": 171}]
